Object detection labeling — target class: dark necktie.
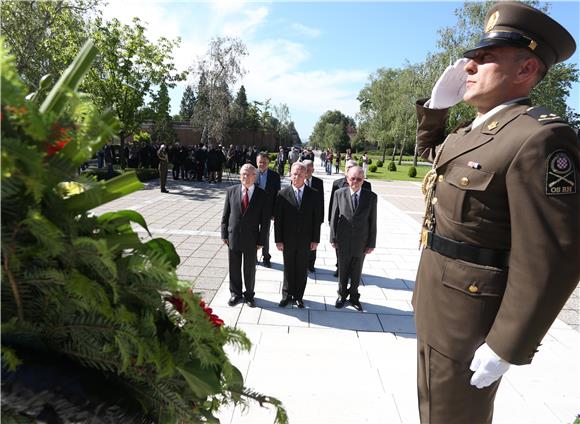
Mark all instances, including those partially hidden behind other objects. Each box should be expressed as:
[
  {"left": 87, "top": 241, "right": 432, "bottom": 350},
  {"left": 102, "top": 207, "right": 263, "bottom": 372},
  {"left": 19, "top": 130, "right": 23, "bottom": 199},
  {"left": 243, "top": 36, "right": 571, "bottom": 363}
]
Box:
[
  {"left": 352, "top": 193, "right": 358, "bottom": 210},
  {"left": 242, "top": 188, "right": 249, "bottom": 213}
]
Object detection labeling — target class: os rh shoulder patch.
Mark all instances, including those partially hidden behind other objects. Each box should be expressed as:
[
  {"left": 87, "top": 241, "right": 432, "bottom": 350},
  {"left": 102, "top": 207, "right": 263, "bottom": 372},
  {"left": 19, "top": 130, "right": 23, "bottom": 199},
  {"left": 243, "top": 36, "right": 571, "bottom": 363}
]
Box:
[{"left": 546, "top": 150, "right": 576, "bottom": 195}]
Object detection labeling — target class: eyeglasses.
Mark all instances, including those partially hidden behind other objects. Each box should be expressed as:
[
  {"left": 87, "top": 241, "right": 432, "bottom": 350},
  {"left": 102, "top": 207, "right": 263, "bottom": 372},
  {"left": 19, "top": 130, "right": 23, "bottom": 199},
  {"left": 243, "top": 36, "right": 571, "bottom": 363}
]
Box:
[{"left": 348, "top": 177, "right": 363, "bottom": 182}]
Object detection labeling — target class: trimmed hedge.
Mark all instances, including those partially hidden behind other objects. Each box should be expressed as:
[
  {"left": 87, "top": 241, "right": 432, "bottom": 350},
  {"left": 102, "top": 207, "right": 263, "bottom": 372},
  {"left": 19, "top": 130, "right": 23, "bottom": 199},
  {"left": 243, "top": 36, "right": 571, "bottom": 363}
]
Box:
[
  {"left": 376, "top": 160, "right": 383, "bottom": 167},
  {"left": 369, "top": 164, "right": 378, "bottom": 173},
  {"left": 387, "top": 161, "right": 397, "bottom": 172},
  {"left": 408, "top": 166, "right": 417, "bottom": 178}
]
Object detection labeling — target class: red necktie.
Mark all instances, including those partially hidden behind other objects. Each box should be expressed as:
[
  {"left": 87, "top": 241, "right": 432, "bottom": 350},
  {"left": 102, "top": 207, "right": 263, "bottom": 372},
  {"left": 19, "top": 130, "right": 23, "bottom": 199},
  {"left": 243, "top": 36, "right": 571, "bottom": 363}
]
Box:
[{"left": 242, "top": 188, "right": 249, "bottom": 212}]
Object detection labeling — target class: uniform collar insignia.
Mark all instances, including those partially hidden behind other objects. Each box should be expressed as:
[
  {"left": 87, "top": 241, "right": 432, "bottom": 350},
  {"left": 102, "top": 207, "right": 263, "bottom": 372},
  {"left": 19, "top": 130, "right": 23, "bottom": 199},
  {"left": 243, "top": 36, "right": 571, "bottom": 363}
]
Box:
[{"left": 487, "top": 121, "right": 499, "bottom": 130}]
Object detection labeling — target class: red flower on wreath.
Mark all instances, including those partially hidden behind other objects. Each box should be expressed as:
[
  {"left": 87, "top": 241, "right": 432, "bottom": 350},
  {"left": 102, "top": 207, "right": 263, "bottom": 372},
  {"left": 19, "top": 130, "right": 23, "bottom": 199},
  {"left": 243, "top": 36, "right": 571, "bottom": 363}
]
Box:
[
  {"left": 199, "top": 300, "right": 224, "bottom": 327},
  {"left": 46, "top": 124, "right": 74, "bottom": 156}
]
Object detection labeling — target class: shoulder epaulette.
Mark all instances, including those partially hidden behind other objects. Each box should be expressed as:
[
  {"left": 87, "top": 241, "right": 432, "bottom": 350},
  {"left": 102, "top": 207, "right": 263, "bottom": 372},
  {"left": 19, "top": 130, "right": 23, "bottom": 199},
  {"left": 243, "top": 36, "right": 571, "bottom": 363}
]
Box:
[{"left": 525, "top": 106, "right": 567, "bottom": 125}]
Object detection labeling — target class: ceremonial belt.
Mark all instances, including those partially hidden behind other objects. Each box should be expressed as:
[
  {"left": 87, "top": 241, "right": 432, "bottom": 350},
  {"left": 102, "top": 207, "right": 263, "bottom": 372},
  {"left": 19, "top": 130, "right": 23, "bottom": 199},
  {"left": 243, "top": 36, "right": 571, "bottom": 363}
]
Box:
[{"left": 426, "top": 231, "right": 510, "bottom": 268}]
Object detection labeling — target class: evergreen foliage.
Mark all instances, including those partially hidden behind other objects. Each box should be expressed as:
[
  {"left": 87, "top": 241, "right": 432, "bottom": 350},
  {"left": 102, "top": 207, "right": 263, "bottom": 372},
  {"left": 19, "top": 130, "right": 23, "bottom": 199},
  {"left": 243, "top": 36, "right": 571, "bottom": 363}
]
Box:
[{"left": 1, "top": 40, "right": 287, "bottom": 423}]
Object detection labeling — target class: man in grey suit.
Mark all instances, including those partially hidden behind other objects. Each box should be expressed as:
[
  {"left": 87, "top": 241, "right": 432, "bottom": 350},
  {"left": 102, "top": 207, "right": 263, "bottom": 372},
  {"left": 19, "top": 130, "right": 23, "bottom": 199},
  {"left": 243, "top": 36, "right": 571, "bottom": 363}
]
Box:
[
  {"left": 256, "top": 152, "right": 281, "bottom": 268},
  {"left": 330, "top": 166, "right": 377, "bottom": 311},
  {"left": 328, "top": 160, "right": 373, "bottom": 277},
  {"left": 274, "top": 162, "right": 321, "bottom": 308},
  {"left": 303, "top": 160, "right": 324, "bottom": 272},
  {"left": 221, "top": 164, "right": 268, "bottom": 308}
]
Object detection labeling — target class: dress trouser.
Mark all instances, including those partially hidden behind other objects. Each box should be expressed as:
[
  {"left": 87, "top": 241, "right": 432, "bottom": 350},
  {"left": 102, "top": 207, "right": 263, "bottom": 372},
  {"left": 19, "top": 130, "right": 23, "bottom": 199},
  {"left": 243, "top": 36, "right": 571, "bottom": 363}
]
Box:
[
  {"left": 308, "top": 249, "right": 317, "bottom": 269},
  {"left": 228, "top": 247, "right": 256, "bottom": 300},
  {"left": 261, "top": 220, "right": 272, "bottom": 261},
  {"left": 282, "top": 248, "right": 309, "bottom": 301},
  {"left": 337, "top": 250, "right": 364, "bottom": 301},
  {"left": 158, "top": 162, "right": 168, "bottom": 191},
  {"left": 417, "top": 339, "right": 500, "bottom": 424}
]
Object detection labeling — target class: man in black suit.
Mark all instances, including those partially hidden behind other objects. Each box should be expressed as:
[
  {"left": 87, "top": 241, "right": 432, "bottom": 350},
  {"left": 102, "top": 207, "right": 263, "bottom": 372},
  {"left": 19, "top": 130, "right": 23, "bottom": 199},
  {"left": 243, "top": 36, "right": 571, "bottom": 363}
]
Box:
[
  {"left": 328, "top": 159, "right": 373, "bottom": 277},
  {"left": 274, "top": 162, "right": 321, "bottom": 308},
  {"left": 330, "top": 166, "right": 377, "bottom": 311},
  {"left": 303, "top": 160, "right": 324, "bottom": 272},
  {"left": 256, "top": 152, "right": 281, "bottom": 268},
  {"left": 221, "top": 164, "right": 269, "bottom": 308}
]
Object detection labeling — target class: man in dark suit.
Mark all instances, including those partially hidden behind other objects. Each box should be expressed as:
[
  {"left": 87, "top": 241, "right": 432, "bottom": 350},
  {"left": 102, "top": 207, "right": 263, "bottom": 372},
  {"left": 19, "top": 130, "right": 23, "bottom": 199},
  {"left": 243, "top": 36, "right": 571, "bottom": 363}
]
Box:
[
  {"left": 274, "top": 162, "right": 321, "bottom": 308},
  {"left": 256, "top": 152, "right": 281, "bottom": 268},
  {"left": 221, "top": 164, "right": 269, "bottom": 308},
  {"left": 303, "top": 160, "right": 324, "bottom": 272},
  {"left": 328, "top": 159, "right": 372, "bottom": 277},
  {"left": 330, "top": 166, "right": 377, "bottom": 311}
]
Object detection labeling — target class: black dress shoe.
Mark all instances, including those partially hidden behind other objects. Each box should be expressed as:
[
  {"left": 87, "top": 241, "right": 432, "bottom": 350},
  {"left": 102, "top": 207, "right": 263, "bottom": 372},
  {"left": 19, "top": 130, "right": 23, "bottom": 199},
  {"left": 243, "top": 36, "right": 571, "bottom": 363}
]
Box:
[
  {"left": 161, "top": 189, "right": 169, "bottom": 193},
  {"left": 245, "top": 298, "right": 256, "bottom": 308},
  {"left": 295, "top": 299, "right": 305, "bottom": 308},
  {"left": 263, "top": 259, "right": 272, "bottom": 268},
  {"left": 333, "top": 270, "right": 339, "bottom": 277},
  {"left": 335, "top": 297, "right": 346, "bottom": 308},
  {"left": 350, "top": 299, "right": 363, "bottom": 311},
  {"left": 278, "top": 298, "right": 290, "bottom": 307},
  {"left": 308, "top": 267, "right": 315, "bottom": 273},
  {"left": 228, "top": 295, "right": 242, "bottom": 307}
]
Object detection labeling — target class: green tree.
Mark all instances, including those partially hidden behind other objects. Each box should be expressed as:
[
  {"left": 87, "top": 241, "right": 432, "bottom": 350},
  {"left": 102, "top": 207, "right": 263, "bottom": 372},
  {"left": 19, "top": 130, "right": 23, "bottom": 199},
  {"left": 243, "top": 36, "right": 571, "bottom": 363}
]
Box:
[
  {"left": 309, "top": 110, "right": 351, "bottom": 151},
  {"left": 0, "top": 0, "right": 101, "bottom": 91},
  {"left": 231, "top": 85, "right": 249, "bottom": 128},
  {"left": 179, "top": 84, "right": 196, "bottom": 121},
  {"left": 84, "top": 17, "right": 185, "bottom": 168},
  {"left": 149, "top": 81, "right": 175, "bottom": 144}
]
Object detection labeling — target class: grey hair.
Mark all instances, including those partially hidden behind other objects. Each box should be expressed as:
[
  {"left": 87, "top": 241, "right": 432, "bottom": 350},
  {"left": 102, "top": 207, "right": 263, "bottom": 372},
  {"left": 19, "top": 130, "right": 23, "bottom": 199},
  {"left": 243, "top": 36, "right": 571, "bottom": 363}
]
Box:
[
  {"left": 302, "top": 159, "right": 314, "bottom": 167},
  {"left": 291, "top": 162, "right": 307, "bottom": 172},
  {"left": 348, "top": 165, "right": 364, "bottom": 178},
  {"left": 240, "top": 163, "right": 258, "bottom": 175}
]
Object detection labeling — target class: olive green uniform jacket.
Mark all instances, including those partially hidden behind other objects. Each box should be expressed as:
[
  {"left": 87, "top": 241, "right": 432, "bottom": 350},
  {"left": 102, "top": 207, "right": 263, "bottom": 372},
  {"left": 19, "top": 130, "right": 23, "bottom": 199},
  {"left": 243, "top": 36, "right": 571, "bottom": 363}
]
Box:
[{"left": 412, "top": 99, "right": 580, "bottom": 365}]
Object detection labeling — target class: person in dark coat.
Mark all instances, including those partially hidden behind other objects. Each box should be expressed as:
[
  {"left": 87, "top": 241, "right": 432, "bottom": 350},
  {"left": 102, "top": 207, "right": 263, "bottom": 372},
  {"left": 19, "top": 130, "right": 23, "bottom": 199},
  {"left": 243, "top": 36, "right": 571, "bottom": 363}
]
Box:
[
  {"left": 303, "top": 160, "right": 324, "bottom": 272},
  {"left": 412, "top": 3, "right": 580, "bottom": 423},
  {"left": 330, "top": 166, "right": 377, "bottom": 311},
  {"left": 221, "top": 164, "right": 268, "bottom": 308},
  {"left": 255, "top": 152, "right": 281, "bottom": 268},
  {"left": 274, "top": 162, "right": 320, "bottom": 308},
  {"left": 157, "top": 144, "right": 169, "bottom": 193},
  {"left": 276, "top": 146, "right": 286, "bottom": 176},
  {"left": 328, "top": 159, "right": 372, "bottom": 276}
]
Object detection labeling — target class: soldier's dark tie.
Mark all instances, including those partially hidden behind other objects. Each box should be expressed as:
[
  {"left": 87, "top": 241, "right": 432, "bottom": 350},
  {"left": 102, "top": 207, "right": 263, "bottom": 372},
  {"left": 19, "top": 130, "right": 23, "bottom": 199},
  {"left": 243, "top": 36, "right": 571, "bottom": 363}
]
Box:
[{"left": 242, "top": 188, "right": 249, "bottom": 213}]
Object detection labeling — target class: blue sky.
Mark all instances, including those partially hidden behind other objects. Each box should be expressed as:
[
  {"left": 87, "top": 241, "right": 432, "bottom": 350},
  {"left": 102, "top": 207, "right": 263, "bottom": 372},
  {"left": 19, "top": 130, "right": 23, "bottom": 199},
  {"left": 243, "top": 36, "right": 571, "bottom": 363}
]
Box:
[{"left": 103, "top": 1, "right": 580, "bottom": 142}]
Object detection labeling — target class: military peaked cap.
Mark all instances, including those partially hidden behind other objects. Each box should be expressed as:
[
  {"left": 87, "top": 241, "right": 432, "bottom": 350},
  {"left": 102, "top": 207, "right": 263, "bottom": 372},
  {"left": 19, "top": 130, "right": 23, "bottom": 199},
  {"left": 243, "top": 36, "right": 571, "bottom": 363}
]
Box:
[{"left": 464, "top": 1, "right": 576, "bottom": 67}]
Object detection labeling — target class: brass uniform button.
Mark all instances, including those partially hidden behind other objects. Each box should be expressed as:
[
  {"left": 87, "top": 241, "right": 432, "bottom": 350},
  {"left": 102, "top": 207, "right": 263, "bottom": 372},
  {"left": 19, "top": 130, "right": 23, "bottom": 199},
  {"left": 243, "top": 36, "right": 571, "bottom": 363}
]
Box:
[
  {"left": 460, "top": 177, "right": 470, "bottom": 187},
  {"left": 438, "top": 175, "right": 444, "bottom": 183},
  {"left": 432, "top": 197, "right": 438, "bottom": 205},
  {"left": 468, "top": 284, "right": 479, "bottom": 293}
]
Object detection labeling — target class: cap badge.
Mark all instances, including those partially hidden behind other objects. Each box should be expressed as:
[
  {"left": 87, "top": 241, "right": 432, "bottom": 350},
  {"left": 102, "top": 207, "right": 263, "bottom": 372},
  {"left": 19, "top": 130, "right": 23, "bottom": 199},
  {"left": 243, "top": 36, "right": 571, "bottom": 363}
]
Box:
[
  {"left": 487, "top": 121, "right": 499, "bottom": 130},
  {"left": 485, "top": 11, "right": 499, "bottom": 33}
]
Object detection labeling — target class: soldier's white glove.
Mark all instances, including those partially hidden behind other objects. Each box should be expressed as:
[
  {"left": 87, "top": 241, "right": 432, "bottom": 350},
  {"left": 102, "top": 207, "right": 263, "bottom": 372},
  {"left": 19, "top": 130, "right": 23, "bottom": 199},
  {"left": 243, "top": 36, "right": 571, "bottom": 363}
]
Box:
[
  {"left": 469, "top": 343, "right": 511, "bottom": 389},
  {"left": 429, "top": 58, "right": 469, "bottom": 109}
]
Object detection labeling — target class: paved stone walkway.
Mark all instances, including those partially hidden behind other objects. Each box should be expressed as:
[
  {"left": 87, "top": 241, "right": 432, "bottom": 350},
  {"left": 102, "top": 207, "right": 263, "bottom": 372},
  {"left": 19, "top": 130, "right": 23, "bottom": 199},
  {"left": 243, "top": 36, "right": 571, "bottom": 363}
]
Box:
[{"left": 92, "top": 160, "right": 579, "bottom": 424}]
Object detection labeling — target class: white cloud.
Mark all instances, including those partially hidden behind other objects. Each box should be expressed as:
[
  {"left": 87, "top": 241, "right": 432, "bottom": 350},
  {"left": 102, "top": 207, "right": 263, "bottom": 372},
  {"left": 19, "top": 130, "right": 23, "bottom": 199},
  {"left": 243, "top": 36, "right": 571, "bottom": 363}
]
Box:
[
  {"left": 222, "top": 7, "right": 269, "bottom": 37},
  {"left": 291, "top": 22, "right": 322, "bottom": 38}
]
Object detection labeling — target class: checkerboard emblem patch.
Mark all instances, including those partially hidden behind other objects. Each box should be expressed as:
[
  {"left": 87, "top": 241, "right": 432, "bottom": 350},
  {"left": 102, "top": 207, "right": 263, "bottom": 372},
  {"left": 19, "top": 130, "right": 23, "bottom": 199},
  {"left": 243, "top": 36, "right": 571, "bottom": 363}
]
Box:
[{"left": 546, "top": 150, "right": 576, "bottom": 195}]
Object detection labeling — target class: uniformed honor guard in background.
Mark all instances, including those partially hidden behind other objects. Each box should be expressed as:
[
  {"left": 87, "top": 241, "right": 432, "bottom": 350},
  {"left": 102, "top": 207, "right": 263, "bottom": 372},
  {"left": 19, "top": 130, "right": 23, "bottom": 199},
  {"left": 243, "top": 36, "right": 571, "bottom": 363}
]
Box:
[{"left": 412, "top": 2, "right": 580, "bottom": 423}]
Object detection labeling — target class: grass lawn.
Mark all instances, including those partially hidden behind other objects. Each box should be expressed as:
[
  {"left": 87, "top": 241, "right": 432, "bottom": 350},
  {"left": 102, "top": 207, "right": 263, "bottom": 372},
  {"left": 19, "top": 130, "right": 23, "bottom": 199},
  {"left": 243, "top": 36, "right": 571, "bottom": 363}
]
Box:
[{"left": 366, "top": 163, "right": 430, "bottom": 182}]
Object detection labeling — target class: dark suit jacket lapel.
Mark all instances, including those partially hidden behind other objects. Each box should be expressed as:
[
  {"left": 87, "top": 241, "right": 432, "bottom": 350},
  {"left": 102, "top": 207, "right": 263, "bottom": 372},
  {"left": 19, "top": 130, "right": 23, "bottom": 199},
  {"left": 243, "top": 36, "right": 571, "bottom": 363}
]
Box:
[
  {"left": 343, "top": 189, "right": 355, "bottom": 217},
  {"left": 233, "top": 185, "right": 243, "bottom": 214},
  {"left": 286, "top": 186, "right": 299, "bottom": 209},
  {"left": 355, "top": 189, "right": 368, "bottom": 215},
  {"left": 436, "top": 104, "right": 526, "bottom": 170}
]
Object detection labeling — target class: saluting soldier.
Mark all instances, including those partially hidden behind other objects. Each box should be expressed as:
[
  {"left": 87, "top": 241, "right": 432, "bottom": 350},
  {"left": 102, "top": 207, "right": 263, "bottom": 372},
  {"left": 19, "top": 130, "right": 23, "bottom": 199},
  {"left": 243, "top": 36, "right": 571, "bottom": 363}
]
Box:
[{"left": 412, "top": 3, "right": 580, "bottom": 423}]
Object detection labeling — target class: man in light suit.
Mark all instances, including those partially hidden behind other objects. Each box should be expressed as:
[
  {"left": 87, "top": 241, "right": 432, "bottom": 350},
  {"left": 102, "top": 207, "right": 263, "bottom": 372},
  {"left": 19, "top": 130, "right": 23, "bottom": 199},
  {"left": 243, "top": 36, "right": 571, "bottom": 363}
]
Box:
[
  {"left": 303, "top": 160, "right": 324, "bottom": 272},
  {"left": 274, "top": 162, "right": 321, "bottom": 308},
  {"left": 328, "top": 160, "right": 373, "bottom": 277},
  {"left": 221, "top": 164, "right": 268, "bottom": 308},
  {"left": 330, "top": 166, "right": 377, "bottom": 311},
  {"left": 256, "top": 152, "right": 281, "bottom": 268}
]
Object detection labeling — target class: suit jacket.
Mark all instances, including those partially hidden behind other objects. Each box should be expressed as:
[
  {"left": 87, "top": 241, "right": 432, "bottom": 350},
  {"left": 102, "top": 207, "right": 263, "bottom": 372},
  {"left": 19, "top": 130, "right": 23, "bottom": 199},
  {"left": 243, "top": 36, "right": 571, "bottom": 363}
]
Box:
[
  {"left": 328, "top": 177, "right": 372, "bottom": 222},
  {"left": 308, "top": 176, "right": 324, "bottom": 224},
  {"left": 274, "top": 185, "right": 321, "bottom": 250},
  {"left": 330, "top": 188, "right": 377, "bottom": 257},
  {"left": 257, "top": 169, "right": 281, "bottom": 218},
  {"left": 221, "top": 185, "right": 268, "bottom": 252},
  {"left": 412, "top": 98, "right": 580, "bottom": 364}
]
